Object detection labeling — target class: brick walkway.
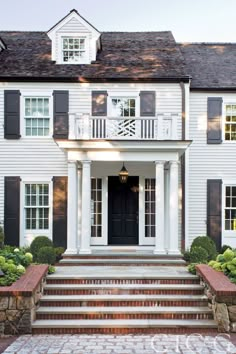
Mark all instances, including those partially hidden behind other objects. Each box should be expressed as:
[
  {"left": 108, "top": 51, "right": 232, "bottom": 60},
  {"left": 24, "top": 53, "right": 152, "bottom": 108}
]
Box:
[{"left": 2, "top": 334, "right": 236, "bottom": 354}]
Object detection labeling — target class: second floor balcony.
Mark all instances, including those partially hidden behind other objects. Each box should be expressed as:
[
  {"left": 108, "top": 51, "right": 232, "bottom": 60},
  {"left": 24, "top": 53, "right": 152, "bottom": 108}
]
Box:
[{"left": 69, "top": 113, "right": 180, "bottom": 141}]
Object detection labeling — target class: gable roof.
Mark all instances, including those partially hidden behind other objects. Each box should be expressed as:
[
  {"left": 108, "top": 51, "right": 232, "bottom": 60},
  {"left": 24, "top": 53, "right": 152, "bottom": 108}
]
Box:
[
  {"left": 47, "top": 9, "right": 100, "bottom": 36},
  {"left": 180, "top": 42, "right": 236, "bottom": 89},
  {"left": 0, "top": 31, "right": 189, "bottom": 82}
]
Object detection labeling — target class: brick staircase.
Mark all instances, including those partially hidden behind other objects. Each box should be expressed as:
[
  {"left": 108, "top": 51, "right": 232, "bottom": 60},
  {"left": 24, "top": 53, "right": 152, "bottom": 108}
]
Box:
[{"left": 32, "top": 258, "right": 217, "bottom": 334}]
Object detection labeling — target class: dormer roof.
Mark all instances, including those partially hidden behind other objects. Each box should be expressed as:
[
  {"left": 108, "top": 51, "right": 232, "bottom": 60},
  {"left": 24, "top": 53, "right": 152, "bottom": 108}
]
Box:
[{"left": 47, "top": 9, "right": 100, "bottom": 37}]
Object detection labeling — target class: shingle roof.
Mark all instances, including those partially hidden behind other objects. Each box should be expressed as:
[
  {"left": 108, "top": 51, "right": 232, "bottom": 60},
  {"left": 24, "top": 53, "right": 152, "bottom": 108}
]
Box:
[
  {"left": 0, "top": 31, "right": 189, "bottom": 81},
  {"left": 179, "top": 43, "right": 236, "bottom": 89}
]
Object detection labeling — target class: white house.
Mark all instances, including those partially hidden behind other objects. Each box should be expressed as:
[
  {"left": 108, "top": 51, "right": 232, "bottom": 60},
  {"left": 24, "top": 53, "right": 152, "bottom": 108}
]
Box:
[{"left": 0, "top": 9, "right": 235, "bottom": 255}]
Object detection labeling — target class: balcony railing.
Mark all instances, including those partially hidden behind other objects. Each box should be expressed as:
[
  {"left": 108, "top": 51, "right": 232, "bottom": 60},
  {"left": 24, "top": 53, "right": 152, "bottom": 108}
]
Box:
[{"left": 69, "top": 114, "right": 179, "bottom": 140}]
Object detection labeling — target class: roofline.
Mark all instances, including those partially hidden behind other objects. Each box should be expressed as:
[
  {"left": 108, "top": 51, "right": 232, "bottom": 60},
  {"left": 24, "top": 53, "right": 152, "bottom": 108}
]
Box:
[
  {"left": 47, "top": 9, "right": 100, "bottom": 34},
  {"left": 190, "top": 87, "right": 236, "bottom": 92},
  {"left": 0, "top": 76, "right": 191, "bottom": 83}
]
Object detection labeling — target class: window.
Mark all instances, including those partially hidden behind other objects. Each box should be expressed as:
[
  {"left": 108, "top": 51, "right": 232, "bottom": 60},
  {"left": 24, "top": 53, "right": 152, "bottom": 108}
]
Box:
[
  {"left": 62, "top": 38, "right": 86, "bottom": 63},
  {"left": 91, "top": 178, "right": 102, "bottom": 237},
  {"left": 145, "top": 179, "right": 155, "bottom": 237},
  {"left": 25, "top": 184, "right": 49, "bottom": 230},
  {"left": 111, "top": 98, "right": 136, "bottom": 117},
  {"left": 25, "top": 98, "right": 50, "bottom": 136},
  {"left": 225, "top": 104, "right": 236, "bottom": 141},
  {"left": 225, "top": 186, "right": 236, "bottom": 231}
]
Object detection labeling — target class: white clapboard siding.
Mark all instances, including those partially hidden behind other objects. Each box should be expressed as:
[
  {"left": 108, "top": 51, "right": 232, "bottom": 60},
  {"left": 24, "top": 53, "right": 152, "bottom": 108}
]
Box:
[
  {"left": 0, "top": 82, "right": 182, "bottom": 244},
  {"left": 58, "top": 17, "right": 91, "bottom": 33},
  {"left": 188, "top": 92, "right": 236, "bottom": 248}
]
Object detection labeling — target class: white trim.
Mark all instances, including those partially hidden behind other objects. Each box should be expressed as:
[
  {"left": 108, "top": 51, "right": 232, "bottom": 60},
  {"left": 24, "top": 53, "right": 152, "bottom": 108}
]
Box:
[
  {"left": 47, "top": 12, "right": 100, "bottom": 37},
  {"left": 222, "top": 180, "right": 236, "bottom": 240},
  {"left": 184, "top": 83, "right": 190, "bottom": 250},
  {"left": 20, "top": 179, "right": 53, "bottom": 246},
  {"left": 108, "top": 93, "right": 140, "bottom": 118},
  {"left": 59, "top": 34, "right": 90, "bottom": 65},
  {"left": 20, "top": 93, "right": 53, "bottom": 139},
  {"left": 90, "top": 177, "right": 107, "bottom": 246}
]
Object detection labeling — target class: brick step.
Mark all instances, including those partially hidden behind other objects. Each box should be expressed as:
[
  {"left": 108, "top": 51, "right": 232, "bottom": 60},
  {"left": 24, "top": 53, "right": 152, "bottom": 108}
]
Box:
[
  {"left": 44, "top": 283, "right": 204, "bottom": 296},
  {"left": 40, "top": 294, "right": 208, "bottom": 307},
  {"left": 36, "top": 306, "right": 213, "bottom": 320},
  {"left": 32, "top": 319, "right": 217, "bottom": 335},
  {"left": 59, "top": 258, "right": 186, "bottom": 266},
  {"left": 62, "top": 254, "right": 184, "bottom": 259},
  {"left": 47, "top": 275, "right": 199, "bottom": 285}
]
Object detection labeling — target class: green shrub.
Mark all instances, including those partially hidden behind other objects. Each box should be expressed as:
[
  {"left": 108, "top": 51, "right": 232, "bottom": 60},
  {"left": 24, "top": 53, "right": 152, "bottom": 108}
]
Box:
[
  {"left": 183, "top": 250, "right": 191, "bottom": 262},
  {"left": 223, "top": 248, "right": 235, "bottom": 262},
  {"left": 37, "top": 246, "right": 56, "bottom": 265},
  {"left": 30, "top": 236, "right": 53, "bottom": 261},
  {"left": 188, "top": 263, "right": 198, "bottom": 275},
  {"left": 191, "top": 236, "right": 217, "bottom": 260},
  {"left": 189, "top": 246, "right": 208, "bottom": 264},
  {"left": 221, "top": 245, "right": 232, "bottom": 253},
  {"left": 0, "top": 226, "right": 4, "bottom": 248},
  {"left": 54, "top": 247, "right": 65, "bottom": 261},
  {"left": 48, "top": 265, "right": 56, "bottom": 274}
]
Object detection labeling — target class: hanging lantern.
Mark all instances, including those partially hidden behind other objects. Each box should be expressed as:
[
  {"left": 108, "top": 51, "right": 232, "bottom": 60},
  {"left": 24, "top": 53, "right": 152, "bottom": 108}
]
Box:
[{"left": 119, "top": 163, "right": 129, "bottom": 183}]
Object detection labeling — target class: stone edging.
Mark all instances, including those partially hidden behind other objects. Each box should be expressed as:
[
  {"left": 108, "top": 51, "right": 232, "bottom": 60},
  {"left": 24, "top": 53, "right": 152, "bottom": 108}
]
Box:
[
  {"left": 196, "top": 264, "right": 236, "bottom": 333},
  {"left": 0, "top": 264, "right": 48, "bottom": 335}
]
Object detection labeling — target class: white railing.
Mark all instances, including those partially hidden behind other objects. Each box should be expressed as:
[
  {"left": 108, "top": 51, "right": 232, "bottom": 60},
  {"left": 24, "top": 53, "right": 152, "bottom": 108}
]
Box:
[{"left": 69, "top": 113, "right": 179, "bottom": 140}]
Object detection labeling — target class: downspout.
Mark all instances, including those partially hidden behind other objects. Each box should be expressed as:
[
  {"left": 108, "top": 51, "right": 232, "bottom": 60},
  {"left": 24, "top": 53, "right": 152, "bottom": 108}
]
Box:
[{"left": 180, "top": 81, "right": 186, "bottom": 251}]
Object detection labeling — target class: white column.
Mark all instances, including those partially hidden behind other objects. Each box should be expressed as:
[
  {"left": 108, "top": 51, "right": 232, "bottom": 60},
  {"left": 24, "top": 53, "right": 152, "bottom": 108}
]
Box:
[
  {"left": 154, "top": 161, "right": 166, "bottom": 254},
  {"left": 77, "top": 165, "right": 82, "bottom": 251},
  {"left": 80, "top": 160, "right": 92, "bottom": 254},
  {"left": 168, "top": 160, "right": 181, "bottom": 255},
  {"left": 64, "top": 161, "right": 78, "bottom": 255}
]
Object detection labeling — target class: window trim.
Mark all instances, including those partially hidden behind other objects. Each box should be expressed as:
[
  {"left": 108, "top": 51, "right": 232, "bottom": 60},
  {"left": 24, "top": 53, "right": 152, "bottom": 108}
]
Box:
[
  {"left": 21, "top": 92, "right": 53, "bottom": 138},
  {"left": 20, "top": 178, "right": 53, "bottom": 246},
  {"left": 58, "top": 33, "right": 90, "bottom": 64},
  {"left": 223, "top": 100, "right": 236, "bottom": 143},
  {"left": 108, "top": 93, "right": 140, "bottom": 117},
  {"left": 222, "top": 181, "right": 236, "bottom": 238}
]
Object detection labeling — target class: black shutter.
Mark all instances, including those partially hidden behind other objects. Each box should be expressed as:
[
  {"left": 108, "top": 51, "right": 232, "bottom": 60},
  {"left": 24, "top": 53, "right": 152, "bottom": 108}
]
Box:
[
  {"left": 53, "top": 91, "right": 69, "bottom": 139},
  {"left": 4, "top": 177, "right": 20, "bottom": 246},
  {"left": 92, "top": 91, "right": 107, "bottom": 116},
  {"left": 4, "top": 90, "right": 20, "bottom": 139},
  {"left": 53, "top": 177, "right": 68, "bottom": 248},
  {"left": 207, "top": 179, "right": 222, "bottom": 251},
  {"left": 140, "top": 91, "right": 156, "bottom": 116},
  {"left": 207, "top": 97, "right": 222, "bottom": 144}
]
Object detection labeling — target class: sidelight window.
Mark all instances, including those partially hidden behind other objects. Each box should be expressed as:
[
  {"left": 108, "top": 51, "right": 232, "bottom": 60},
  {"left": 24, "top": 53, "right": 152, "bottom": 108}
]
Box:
[
  {"left": 91, "top": 178, "right": 102, "bottom": 237},
  {"left": 145, "top": 179, "right": 155, "bottom": 237}
]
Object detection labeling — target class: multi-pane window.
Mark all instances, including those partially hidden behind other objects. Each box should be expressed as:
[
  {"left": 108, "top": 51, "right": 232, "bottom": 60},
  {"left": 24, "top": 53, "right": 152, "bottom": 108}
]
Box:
[
  {"left": 25, "top": 98, "right": 50, "bottom": 136},
  {"left": 62, "top": 38, "right": 86, "bottom": 62},
  {"left": 145, "top": 179, "right": 155, "bottom": 237},
  {"left": 225, "top": 104, "right": 236, "bottom": 141},
  {"left": 25, "top": 184, "right": 49, "bottom": 230},
  {"left": 91, "top": 178, "right": 102, "bottom": 237},
  {"left": 225, "top": 186, "right": 236, "bottom": 231},
  {"left": 111, "top": 98, "right": 136, "bottom": 117}
]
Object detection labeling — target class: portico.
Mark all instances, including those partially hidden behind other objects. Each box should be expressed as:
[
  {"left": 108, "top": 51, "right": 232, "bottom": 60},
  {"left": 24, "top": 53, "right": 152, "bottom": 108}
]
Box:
[{"left": 57, "top": 140, "right": 190, "bottom": 255}]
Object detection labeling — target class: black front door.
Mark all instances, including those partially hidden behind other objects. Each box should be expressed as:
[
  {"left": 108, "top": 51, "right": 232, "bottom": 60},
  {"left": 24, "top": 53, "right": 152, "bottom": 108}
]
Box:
[{"left": 108, "top": 176, "right": 139, "bottom": 245}]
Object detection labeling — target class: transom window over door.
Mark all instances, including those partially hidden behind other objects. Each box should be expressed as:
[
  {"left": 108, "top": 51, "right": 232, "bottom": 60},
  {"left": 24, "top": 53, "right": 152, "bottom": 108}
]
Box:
[
  {"left": 225, "top": 104, "right": 236, "bottom": 141},
  {"left": 25, "top": 184, "right": 49, "bottom": 230},
  {"left": 25, "top": 97, "right": 50, "bottom": 136},
  {"left": 225, "top": 185, "right": 236, "bottom": 231},
  {"left": 62, "top": 38, "right": 86, "bottom": 62}
]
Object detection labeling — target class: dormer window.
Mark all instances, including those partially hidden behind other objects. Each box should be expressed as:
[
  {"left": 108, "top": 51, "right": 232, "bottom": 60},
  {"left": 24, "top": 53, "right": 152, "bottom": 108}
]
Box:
[{"left": 62, "top": 37, "right": 86, "bottom": 63}]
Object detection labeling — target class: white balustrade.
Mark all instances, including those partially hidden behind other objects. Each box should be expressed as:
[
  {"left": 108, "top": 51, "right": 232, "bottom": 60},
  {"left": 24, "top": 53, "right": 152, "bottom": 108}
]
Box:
[{"left": 71, "top": 114, "right": 179, "bottom": 140}]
